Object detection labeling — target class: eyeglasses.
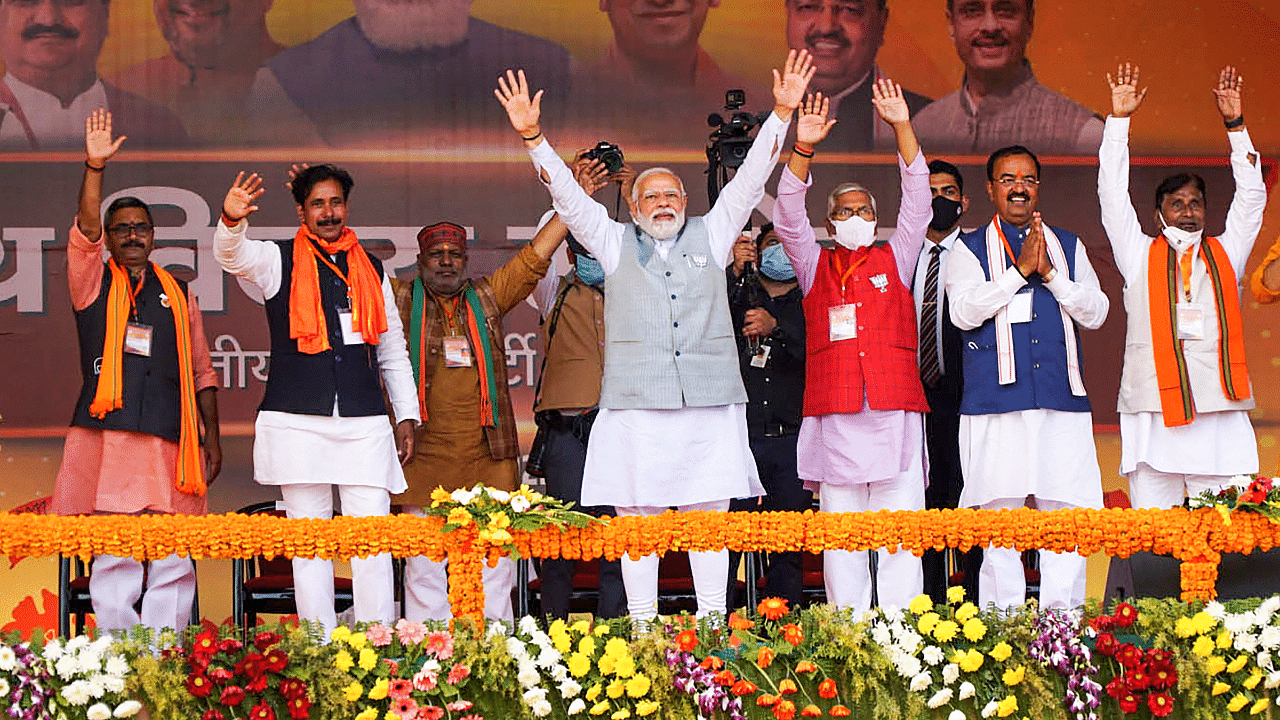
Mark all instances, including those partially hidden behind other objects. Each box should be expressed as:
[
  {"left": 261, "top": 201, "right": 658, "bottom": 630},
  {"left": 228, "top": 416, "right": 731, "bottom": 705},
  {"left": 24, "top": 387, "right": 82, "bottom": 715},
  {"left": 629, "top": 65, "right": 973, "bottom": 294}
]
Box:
[
  {"left": 106, "top": 222, "right": 155, "bottom": 239},
  {"left": 994, "top": 177, "right": 1039, "bottom": 187}
]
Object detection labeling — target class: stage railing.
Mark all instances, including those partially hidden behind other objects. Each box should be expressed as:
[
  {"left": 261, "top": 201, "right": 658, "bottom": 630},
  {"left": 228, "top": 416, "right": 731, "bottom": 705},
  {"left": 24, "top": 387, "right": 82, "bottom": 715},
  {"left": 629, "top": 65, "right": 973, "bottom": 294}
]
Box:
[{"left": 6, "top": 507, "right": 1273, "bottom": 622}]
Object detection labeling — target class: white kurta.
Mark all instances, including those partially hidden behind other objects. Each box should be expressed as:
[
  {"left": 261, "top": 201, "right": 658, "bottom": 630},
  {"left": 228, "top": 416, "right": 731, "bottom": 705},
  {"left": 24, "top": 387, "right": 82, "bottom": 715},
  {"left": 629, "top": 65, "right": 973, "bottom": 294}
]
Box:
[
  {"left": 946, "top": 225, "right": 1109, "bottom": 509},
  {"left": 526, "top": 114, "right": 790, "bottom": 507},
  {"left": 213, "top": 219, "right": 420, "bottom": 492},
  {"left": 1098, "top": 116, "right": 1265, "bottom": 477},
  {"left": 0, "top": 74, "right": 108, "bottom": 149}
]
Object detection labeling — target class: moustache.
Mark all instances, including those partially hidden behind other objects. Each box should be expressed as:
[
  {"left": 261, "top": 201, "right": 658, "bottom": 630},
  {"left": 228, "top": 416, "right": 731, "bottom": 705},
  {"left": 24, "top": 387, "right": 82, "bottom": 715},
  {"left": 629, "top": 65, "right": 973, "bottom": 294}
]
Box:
[
  {"left": 316, "top": 217, "right": 342, "bottom": 227},
  {"left": 972, "top": 31, "right": 1009, "bottom": 46},
  {"left": 22, "top": 24, "right": 78, "bottom": 41},
  {"left": 805, "top": 30, "right": 849, "bottom": 48},
  {"left": 1006, "top": 192, "right": 1031, "bottom": 202}
]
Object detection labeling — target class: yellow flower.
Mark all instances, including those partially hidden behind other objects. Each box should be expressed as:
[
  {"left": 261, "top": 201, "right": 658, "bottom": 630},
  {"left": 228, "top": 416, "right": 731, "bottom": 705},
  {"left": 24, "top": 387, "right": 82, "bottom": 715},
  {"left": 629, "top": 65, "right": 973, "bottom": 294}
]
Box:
[
  {"left": 1192, "top": 636, "right": 1215, "bottom": 657},
  {"left": 1002, "top": 664, "right": 1025, "bottom": 686},
  {"left": 579, "top": 636, "right": 597, "bottom": 657},
  {"left": 368, "top": 677, "right": 390, "bottom": 701},
  {"left": 572, "top": 620, "right": 592, "bottom": 635},
  {"left": 1228, "top": 694, "right": 1249, "bottom": 712},
  {"left": 549, "top": 625, "right": 572, "bottom": 654},
  {"left": 550, "top": 618, "right": 568, "bottom": 635},
  {"left": 430, "top": 486, "right": 452, "bottom": 507},
  {"left": 1191, "top": 610, "right": 1217, "bottom": 635},
  {"left": 963, "top": 618, "right": 987, "bottom": 642},
  {"left": 447, "top": 507, "right": 472, "bottom": 526},
  {"left": 1207, "top": 656, "right": 1227, "bottom": 676},
  {"left": 330, "top": 626, "right": 352, "bottom": 643},
  {"left": 1174, "top": 616, "right": 1196, "bottom": 638},
  {"left": 385, "top": 712, "right": 400, "bottom": 720},
  {"left": 1211, "top": 681, "right": 1230, "bottom": 696},
  {"left": 917, "top": 612, "right": 940, "bottom": 634},
  {"left": 335, "top": 650, "right": 354, "bottom": 672},
  {"left": 489, "top": 512, "right": 511, "bottom": 529},
  {"left": 1217, "top": 630, "right": 1233, "bottom": 649},
  {"left": 344, "top": 682, "right": 363, "bottom": 701},
  {"left": 1251, "top": 698, "right": 1270, "bottom": 715},
  {"left": 932, "top": 620, "right": 959, "bottom": 642},
  {"left": 607, "top": 679, "right": 626, "bottom": 699},
  {"left": 1244, "top": 670, "right": 1264, "bottom": 690},
  {"left": 611, "top": 710, "right": 631, "bottom": 720},
  {"left": 613, "top": 655, "right": 636, "bottom": 678},
  {"left": 909, "top": 594, "right": 934, "bottom": 615},
  {"left": 568, "top": 653, "right": 593, "bottom": 678},
  {"left": 586, "top": 683, "right": 602, "bottom": 701},
  {"left": 959, "top": 649, "right": 985, "bottom": 673},
  {"left": 626, "top": 674, "right": 651, "bottom": 698},
  {"left": 347, "top": 632, "right": 367, "bottom": 650},
  {"left": 949, "top": 650, "right": 966, "bottom": 665},
  {"left": 989, "top": 643, "right": 1012, "bottom": 663},
  {"left": 598, "top": 654, "right": 617, "bottom": 675},
  {"left": 358, "top": 648, "right": 378, "bottom": 671},
  {"left": 1227, "top": 655, "right": 1250, "bottom": 674},
  {"left": 636, "top": 700, "right": 660, "bottom": 716},
  {"left": 355, "top": 709, "right": 378, "bottom": 720},
  {"left": 946, "top": 586, "right": 965, "bottom": 604},
  {"left": 590, "top": 702, "right": 610, "bottom": 716},
  {"left": 595, "top": 624, "right": 611, "bottom": 636},
  {"left": 996, "top": 695, "right": 1018, "bottom": 718},
  {"left": 605, "top": 638, "right": 630, "bottom": 658},
  {"left": 955, "top": 602, "right": 979, "bottom": 624}
]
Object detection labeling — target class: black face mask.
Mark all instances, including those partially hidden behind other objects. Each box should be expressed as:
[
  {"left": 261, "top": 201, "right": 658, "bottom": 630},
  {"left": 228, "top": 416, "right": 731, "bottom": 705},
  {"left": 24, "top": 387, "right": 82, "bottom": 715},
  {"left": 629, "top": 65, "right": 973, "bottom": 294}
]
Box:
[{"left": 929, "top": 195, "right": 963, "bottom": 232}]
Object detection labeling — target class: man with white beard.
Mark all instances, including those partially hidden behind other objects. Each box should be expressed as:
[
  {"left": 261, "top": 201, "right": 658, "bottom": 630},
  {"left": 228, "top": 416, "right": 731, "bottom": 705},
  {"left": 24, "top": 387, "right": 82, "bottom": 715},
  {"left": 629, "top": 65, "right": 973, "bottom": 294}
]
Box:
[
  {"left": 495, "top": 50, "right": 817, "bottom": 624},
  {"left": 242, "top": 0, "right": 570, "bottom": 148}
]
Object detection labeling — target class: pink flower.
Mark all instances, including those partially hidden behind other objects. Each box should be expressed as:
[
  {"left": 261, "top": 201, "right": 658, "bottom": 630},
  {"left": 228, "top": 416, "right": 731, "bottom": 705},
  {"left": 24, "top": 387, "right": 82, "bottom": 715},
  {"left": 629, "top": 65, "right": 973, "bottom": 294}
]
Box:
[
  {"left": 458, "top": 716, "right": 483, "bottom": 720},
  {"left": 390, "top": 697, "right": 419, "bottom": 720},
  {"left": 425, "top": 631, "right": 454, "bottom": 660},
  {"left": 413, "top": 668, "right": 439, "bottom": 692},
  {"left": 418, "top": 707, "right": 444, "bottom": 720},
  {"left": 365, "top": 623, "right": 393, "bottom": 647},
  {"left": 446, "top": 664, "right": 470, "bottom": 685},
  {"left": 395, "top": 619, "right": 428, "bottom": 646},
  {"left": 388, "top": 678, "right": 414, "bottom": 700},
  {"left": 446, "top": 700, "right": 473, "bottom": 712}
]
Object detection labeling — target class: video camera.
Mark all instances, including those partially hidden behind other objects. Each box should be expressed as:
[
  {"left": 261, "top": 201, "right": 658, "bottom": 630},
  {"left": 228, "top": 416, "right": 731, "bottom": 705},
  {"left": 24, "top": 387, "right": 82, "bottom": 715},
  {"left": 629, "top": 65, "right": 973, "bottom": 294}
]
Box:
[
  {"left": 707, "top": 89, "right": 769, "bottom": 170},
  {"left": 584, "top": 141, "right": 625, "bottom": 173}
]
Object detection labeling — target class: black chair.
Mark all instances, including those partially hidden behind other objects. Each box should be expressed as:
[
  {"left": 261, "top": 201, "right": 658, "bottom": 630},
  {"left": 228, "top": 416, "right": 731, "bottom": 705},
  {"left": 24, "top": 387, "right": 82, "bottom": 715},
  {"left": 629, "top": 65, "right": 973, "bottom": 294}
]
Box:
[
  {"left": 231, "top": 501, "right": 353, "bottom": 630},
  {"left": 58, "top": 555, "right": 200, "bottom": 637}
]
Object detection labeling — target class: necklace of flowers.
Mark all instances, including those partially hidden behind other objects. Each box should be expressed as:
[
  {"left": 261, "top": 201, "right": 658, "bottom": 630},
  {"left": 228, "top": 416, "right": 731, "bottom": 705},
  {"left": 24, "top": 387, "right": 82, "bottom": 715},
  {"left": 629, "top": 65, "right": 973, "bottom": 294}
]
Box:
[
  {"left": 1028, "top": 609, "right": 1100, "bottom": 720},
  {"left": 663, "top": 641, "right": 745, "bottom": 720}
]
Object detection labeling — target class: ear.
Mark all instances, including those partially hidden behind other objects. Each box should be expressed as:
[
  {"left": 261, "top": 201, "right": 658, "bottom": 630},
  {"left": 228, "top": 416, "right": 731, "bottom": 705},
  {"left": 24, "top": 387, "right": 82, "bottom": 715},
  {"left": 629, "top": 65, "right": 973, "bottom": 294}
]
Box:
[
  {"left": 296, "top": 205, "right": 306, "bottom": 225},
  {"left": 626, "top": 197, "right": 639, "bottom": 219},
  {"left": 825, "top": 219, "right": 836, "bottom": 237},
  {"left": 986, "top": 181, "right": 999, "bottom": 205},
  {"left": 960, "top": 195, "right": 971, "bottom": 215},
  {"left": 946, "top": 9, "right": 957, "bottom": 47}
]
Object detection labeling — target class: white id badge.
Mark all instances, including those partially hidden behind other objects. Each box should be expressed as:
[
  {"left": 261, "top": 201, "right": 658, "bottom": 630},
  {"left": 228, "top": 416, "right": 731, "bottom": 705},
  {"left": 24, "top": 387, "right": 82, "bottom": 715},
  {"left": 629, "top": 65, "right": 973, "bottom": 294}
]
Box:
[
  {"left": 443, "top": 336, "right": 473, "bottom": 367},
  {"left": 829, "top": 304, "right": 858, "bottom": 341},
  {"left": 1006, "top": 291, "right": 1033, "bottom": 324},
  {"left": 1177, "top": 303, "right": 1206, "bottom": 341},
  {"left": 338, "top": 311, "right": 365, "bottom": 345},
  {"left": 749, "top": 343, "right": 772, "bottom": 368},
  {"left": 123, "top": 322, "right": 153, "bottom": 356}
]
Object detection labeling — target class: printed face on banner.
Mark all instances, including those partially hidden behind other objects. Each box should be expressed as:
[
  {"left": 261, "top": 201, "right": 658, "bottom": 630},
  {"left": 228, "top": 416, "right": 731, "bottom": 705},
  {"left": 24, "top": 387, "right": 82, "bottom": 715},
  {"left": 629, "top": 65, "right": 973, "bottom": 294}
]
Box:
[
  {"left": 0, "top": 0, "right": 108, "bottom": 87},
  {"left": 351, "top": 0, "right": 472, "bottom": 53},
  {"left": 297, "top": 179, "right": 348, "bottom": 242},
  {"left": 785, "top": 0, "right": 887, "bottom": 96},
  {"left": 153, "top": 0, "right": 271, "bottom": 70},
  {"left": 601, "top": 0, "right": 720, "bottom": 63},
  {"left": 987, "top": 153, "right": 1040, "bottom": 227},
  {"left": 947, "top": 0, "right": 1034, "bottom": 77}
]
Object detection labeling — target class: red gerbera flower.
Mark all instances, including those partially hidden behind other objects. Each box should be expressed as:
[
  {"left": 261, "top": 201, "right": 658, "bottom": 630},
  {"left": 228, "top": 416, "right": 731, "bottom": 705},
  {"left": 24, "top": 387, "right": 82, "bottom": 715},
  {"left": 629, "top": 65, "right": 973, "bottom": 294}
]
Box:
[
  {"left": 253, "top": 632, "right": 282, "bottom": 651},
  {"left": 1147, "top": 692, "right": 1174, "bottom": 718},
  {"left": 388, "top": 678, "right": 414, "bottom": 700},
  {"left": 675, "top": 629, "right": 699, "bottom": 652},
  {"left": 758, "top": 597, "right": 790, "bottom": 621},
  {"left": 780, "top": 624, "right": 804, "bottom": 646},
  {"left": 186, "top": 673, "right": 214, "bottom": 698},
  {"left": 286, "top": 694, "right": 312, "bottom": 720},
  {"left": 249, "top": 703, "right": 276, "bottom": 720},
  {"left": 219, "top": 686, "right": 246, "bottom": 706},
  {"left": 1095, "top": 632, "right": 1117, "bottom": 657},
  {"left": 192, "top": 629, "right": 219, "bottom": 657},
  {"left": 277, "top": 678, "right": 307, "bottom": 700},
  {"left": 208, "top": 667, "right": 233, "bottom": 685},
  {"left": 262, "top": 649, "right": 289, "bottom": 673},
  {"left": 201, "top": 711, "right": 225, "bottom": 720},
  {"left": 1118, "top": 693, "right": 1140, "bottom": 714},
  {"left": 1113, "top": 603, "right": 1137, "bottom": 628},
  {"left": 1115, "top": 644, "right": 1143, "bottom": 669}
]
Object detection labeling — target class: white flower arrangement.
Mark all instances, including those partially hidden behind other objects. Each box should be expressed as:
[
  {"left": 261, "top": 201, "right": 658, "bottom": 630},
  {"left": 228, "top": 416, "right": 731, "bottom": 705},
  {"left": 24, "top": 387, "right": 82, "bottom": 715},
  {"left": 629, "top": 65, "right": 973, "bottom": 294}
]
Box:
[{"left": 45, "top": 635, "right": 141, "bottom": 720}]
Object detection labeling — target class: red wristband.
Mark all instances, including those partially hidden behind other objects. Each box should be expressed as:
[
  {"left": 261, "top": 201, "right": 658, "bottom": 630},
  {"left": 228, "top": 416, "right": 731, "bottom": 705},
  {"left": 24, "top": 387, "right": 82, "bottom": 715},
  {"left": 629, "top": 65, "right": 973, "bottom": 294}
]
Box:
[{"left": 221, "top": 211, "right": 239, "bottom": 226}]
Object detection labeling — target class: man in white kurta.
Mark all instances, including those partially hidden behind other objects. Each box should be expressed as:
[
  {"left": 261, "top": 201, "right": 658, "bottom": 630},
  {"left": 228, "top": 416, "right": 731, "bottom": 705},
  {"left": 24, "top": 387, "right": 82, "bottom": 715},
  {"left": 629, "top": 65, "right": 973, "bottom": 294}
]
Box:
[
  {"left": 946, "top": 145, "right": 1109, "bottom": 611},
  {"left": 1099, "top": 64, "right": 1264, "bottom": 509},
  {"left": 495, "top": 54, "right": 816, "bottom": 621},
  {"left": 214, "top": 168, "right": 420, "bottom": 636}
]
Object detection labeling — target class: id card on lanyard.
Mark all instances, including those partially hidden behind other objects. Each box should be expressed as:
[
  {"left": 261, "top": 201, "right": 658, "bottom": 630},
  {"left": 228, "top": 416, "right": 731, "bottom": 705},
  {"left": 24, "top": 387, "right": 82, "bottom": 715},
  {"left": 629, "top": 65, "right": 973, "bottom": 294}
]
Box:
[
  {"left": 439, "top": 296, "right": 474, "bottom": 367},
  {"left": 1176, "top": 250, "right": 1205, "bottom": 340},
  {"left": 828, "top": 248, "right": 870, "bottom": 342}
]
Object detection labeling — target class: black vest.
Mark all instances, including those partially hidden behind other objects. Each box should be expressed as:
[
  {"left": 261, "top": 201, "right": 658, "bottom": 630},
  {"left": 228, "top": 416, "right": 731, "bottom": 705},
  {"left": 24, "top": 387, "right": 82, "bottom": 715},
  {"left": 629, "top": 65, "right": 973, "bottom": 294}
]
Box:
[
  {"left": 71, "top": 265, "right": 184, "bottom": 442},
  {"left": 259, "top": 239, "right": 387, "bottom": 416}
]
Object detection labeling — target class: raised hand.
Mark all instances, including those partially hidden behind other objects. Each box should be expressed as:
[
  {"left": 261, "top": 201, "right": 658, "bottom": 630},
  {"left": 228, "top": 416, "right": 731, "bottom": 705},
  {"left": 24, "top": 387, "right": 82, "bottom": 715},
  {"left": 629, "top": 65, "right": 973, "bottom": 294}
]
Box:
[
  {"left": 284, "top": 162, "right": 311, "bottom": 190},
  {"left": 1212, "top": 65, "right": 1243, "bottom": 123},
  {"left": 731, "top": 234, "right": 757, "bottom": 275},
  {"left": 1015, "top": 213, "right": 1045, "bottom": 278},
  {"left": 871, "top": 79, "right": 910, "bottom": 125},
  {"left": 84, "top": 108, "right": 125, "bottom": 165},
  {"left": 1031, "top": 213, "right": 1054, "bottom": 277},
  {"left": 1106, "top": 63, "right": 1148, "bottom": 119},
  {"left": 571, "top": 151, "right": 611, "bottom": 196},
  {"left": 494, "top": 69, "right": 544, "bottom": 140},
  {"left": 795, "top": 92, "right": 837, "bottom": 147},
  {"left": 772, "top": 49, "right": 816, "bottom": 119},
  {"left": 223, "top": 172, "right": 265, "bottom": 223}
]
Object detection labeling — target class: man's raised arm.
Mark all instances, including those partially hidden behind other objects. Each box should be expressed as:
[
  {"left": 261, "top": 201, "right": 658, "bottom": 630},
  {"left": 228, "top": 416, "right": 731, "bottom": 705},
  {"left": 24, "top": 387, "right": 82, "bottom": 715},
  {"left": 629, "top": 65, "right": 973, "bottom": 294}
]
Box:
[
  {"left": 1098, "top": 63, "right": 1151, "bottom": 281},
  {"left": 213, "top": 172, "right": 282, "bottom": 297}
]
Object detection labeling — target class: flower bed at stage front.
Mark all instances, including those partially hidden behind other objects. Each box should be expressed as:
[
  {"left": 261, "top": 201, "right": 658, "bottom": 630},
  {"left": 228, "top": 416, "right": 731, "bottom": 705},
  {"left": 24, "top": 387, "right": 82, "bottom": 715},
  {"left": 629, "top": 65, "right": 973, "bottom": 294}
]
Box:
[{"left": 17, "top": 592, "right": 1280, "bottom": 720}]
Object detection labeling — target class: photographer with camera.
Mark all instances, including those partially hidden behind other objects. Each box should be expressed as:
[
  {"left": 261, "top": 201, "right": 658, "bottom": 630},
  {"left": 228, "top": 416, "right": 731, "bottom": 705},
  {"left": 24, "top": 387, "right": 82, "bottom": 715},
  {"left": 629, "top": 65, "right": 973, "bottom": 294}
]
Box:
[
  {"left": 527, "top": 151, "right": 634, "bottom": 621},
  {"left": 495, "top": 49, "right": 816, "bottom": 624},
  {"left": 772, "top": 81, "right": 931, "bottom": 613}
]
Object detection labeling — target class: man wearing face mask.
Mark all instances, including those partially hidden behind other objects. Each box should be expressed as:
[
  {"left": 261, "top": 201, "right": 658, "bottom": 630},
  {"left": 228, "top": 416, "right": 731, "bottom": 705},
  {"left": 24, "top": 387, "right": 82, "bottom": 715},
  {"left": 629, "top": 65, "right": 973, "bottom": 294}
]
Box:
[
  {"left": 391, "top": 219, "right": 565, "bottom": 622},
  {"left": 913, "top": 159, "right": 978, "bottom": 604},
  {"left": 946, "top": 145, "right": 1108, "bottom": 611},
  {"left": 727, "top": 223, "right": 808, "bottom": 609},
  {"left": 771, "top": 82, "right": 930, "bottom": 612},
  {"left": 1099, "top": 64, "right": 1264, "bottom": 509}
]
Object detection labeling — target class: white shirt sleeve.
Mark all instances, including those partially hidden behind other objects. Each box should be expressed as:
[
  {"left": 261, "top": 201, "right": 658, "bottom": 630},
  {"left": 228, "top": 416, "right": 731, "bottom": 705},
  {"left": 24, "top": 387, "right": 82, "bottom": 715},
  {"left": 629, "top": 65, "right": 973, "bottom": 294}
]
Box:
[
  {"left": 533, "top": 254, "right": 562, "bottom": 317},
  {"left": 214, "top": 218, "right": 283, "bottom": 299},
  {"left": 1044, "top": 240, "right": 1109, "bottom": 330},
  {"left": 1220, "top": 127, "right": 1267, "bottom": 276},
  {"left": 376, "top": 274, "right": 420, "bottom": 424},
  {"left": 946, "top": 238, "right": 1029, "bottom": 331},
  {"left": 703, "top": 111, "right": 790, "bottom": 267},
  {"left": 528, "top": 140, "right": 627, "bottom": 274},
  {"left": 1097, "top": 116, "right": 1150, "bottom": 281}
]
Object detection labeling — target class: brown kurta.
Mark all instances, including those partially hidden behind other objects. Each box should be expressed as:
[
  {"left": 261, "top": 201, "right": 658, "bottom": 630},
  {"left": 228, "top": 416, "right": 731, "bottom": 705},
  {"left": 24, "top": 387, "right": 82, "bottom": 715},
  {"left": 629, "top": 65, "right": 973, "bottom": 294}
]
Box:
[
  {"left": 533, "top": 275, "right": 605, "bottom": 412},
  {"left": 393, "top": 245, "right": 549, "bottom": 505}
]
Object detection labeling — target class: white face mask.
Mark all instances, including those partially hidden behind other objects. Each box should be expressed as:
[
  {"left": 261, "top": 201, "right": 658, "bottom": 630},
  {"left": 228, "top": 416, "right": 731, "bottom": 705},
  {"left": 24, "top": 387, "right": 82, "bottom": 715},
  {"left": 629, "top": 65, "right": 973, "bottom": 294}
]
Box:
[
  {"left": 831, "top": 216, "right": 877, "bottom": 249},
  {"left": 1160, "top": 213, "right": 1203, "bottom": 253}
]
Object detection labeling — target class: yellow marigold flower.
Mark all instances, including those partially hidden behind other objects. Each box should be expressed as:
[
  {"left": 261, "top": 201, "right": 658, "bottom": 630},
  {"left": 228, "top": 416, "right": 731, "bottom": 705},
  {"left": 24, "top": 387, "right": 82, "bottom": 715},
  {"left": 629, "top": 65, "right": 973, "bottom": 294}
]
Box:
[
  {"left": 477, "top": 529, "right": 493, "bottom": 543},
  {"left": 347, "top": 632, "right": 367, "bottom": 650},
  {"left": 335, "top": 650, "right": 354, "bottom": 672},
  {"left": 605, "top": 638, "right": 630, "bottom": 658},
  {"left": 1228, "top": 694, "right": 1249, "bottom": 713},
  {"left": 917, "top": 612, "right": 940, "bottom": 634},
  {"left": 996, "top": 695, "right": 1018, "bottom": 718},
  {"left": 989, "top": 643, "right": 1012, "bottom": 663},
  {"left": 1251, "top": 698, "right": 1270, "bottom": 715},
  {"left": 579, "top": 636, "right": 597, "bottom": 657},
  {"left": 607, "top": 679, "right": 626, "bottom": 699},
  {"left": 1192, "top": 636, "right": 1215, "bottom": 657},
  {"left": 490, "top": 512, "right": 511, "bottom": 529},
  {"left": 598, "top": 655, "right": 617, "bottom": 676},
  {"left": 1207, "top": 656, "right": 1228, "bottom": 676},
  {"left": 368, "top": 677, "right": 390, "bottom": 701},
  {"left": 568, "top": 653, "right": 593, "bottom": 678},
  {"left": 590, "top": 702, "right": 610, "bottom": 716},
  {"left": 550, "top": 618, "right": 568, "bottom": 635},
  {"left": 1002, "top": 664, "right": 1025, "bottom": 686},
  {"left": 1227, "top": 655, "right": 1250, "bottom": 674},
  {"left": 586, "top": 683, "right": 602, "bottom": 701},
  {"left": 626, "top": 674, "right": 651, "bottom": 698},
  {"left": 1218, "top": 630, "right": 1233, "bottom": 649},
  {"left": 344, "top": 682, "right": 363, "bottom": 701},
  {"left": 932, "top": 620, "right": 959, "bottom": 643},
  {"left": 385, "top": 712, "right": 400, "bottom": 720},
  {"left": 572, "top": 620, "right": 592, "bottom": 635},
  {"left": 552, "top": 632, "right": 573, "bottom": 655},
  {"left": 611, "top": 711, "right": 631, "bottom": 720},
  {"left": 1244, "top": 670, "right": 1264, "bottom": 690},
  {"left": 908, "top": 594, "right": 933, "bottom": 615},
  {"left": 1191, "top": 610, "right": 1216, "bottom": 635},
  {"left": 949, "top": 650, "right": 966, "bottom": 665},
  {"left": 1174, "top": 616, "right": 1196, "bottom": 638},
  {"left": 955, "top": 602, "right": 979, "bottom": 624},
  {"left": 636, "top": 700, "right": 660, "bottom": 716},
  {"left": 946, "top": 586, "right": 965, "bottom": 604},
  {"left": 963, "top": 618, "right": 987, "bottom": 642},
  {"left": 1211, "top": 681, "right": 1230, "bottom": 696},
  {"left": 430, "top": 486, "right": 452, "bottom": 507},
  {"left": 358, "top": 648, "right": 378, "bottom": 672},
  {"left": 330, "top": 626, "right": 352, "bottom": 643},
  {"left": 613, "top": 655, "right": 636, "bottom": 678},
  {"left": 959, "top": 649, "right": 984, "bottom": 673},
  {"left": 355, "top": 709, "right": 378, "bottom": 720},
  {"left": 595, "top": 624, "right": 611, "bottom": 636},
  {"left": 447, "top": 507, "right": 472, "bottom": 526}
]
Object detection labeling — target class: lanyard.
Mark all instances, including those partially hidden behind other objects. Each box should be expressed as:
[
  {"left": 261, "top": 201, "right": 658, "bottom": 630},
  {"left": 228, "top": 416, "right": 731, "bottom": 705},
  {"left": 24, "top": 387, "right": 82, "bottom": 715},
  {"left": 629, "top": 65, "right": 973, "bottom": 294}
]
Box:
[
  {"left": 1179, "top": 249, "right": 1196, "bottom": 302},
  {"left": 992, "top": 216, "right": 1019, "bottom": 268},
  {"left": 831, "top": 247, "right": 871, "bottom": 299},
  {"left": 436, "top": 294, "right": 466, "bottom": 336},
  {"left": 0, "top": 79, "right": 40, "bottom": 151}
]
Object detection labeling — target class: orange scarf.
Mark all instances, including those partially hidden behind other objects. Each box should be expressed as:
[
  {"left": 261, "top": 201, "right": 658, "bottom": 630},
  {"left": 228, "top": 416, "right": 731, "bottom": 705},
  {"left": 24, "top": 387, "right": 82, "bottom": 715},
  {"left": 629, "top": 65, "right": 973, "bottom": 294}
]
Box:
[
  {"left": 288, "top": 226, "right": 387, "bottom": 354},
  {"left": 89, "top": 260, "right": 205, "bottom": 496},
  {"left": 1148, "top": 235, "right": 1250, "bottom": 427}
]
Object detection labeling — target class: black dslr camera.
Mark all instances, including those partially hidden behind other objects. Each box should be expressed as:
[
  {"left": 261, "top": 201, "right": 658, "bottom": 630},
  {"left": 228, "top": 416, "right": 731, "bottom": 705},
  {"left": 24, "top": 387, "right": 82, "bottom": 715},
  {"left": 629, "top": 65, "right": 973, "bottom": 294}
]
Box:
[
  {"left": 584, "top": 141, "right": 625, "bottom": 173},
  {"left": 708, "top": 89, "right": 769, "bottom": 170}
]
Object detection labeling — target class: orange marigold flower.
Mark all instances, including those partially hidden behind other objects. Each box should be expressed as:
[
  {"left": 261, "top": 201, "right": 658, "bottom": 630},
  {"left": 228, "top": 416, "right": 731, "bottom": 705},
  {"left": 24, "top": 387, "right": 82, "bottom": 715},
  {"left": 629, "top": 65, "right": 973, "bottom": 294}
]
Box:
[
  {"left": 772, "top": 699, "right": 796, "bottom": 720},
  {"left": 757, "top": 695, "right": 780, "bottom": 708},
  {"left": 700, "top": 656, "right": 724, "bottom": 671},
  {"left": 780, "top": 623, "right": 804, "bottom": 646},
  {"left": 818, "top": 678, "right": 838, "bottom": 699},
  {"left": 713, "top": 670, "right": 736, "bottom": 687},
  {"left": 731, "top": 680, "right": 758, "bottom": 696},
  {"left": 757, "top": 647, "right": 776, "bottom": 669},
  {"left": 795, "top": 661, "right": 818, "bottom": 674},
  {"left": 675, "top": 628, "right": 699, "bottom": 652},
  {"left": 778, "top": 678, "right": 798, "bottom": 695},
  {"left": 830, "top": 706, "right": 852, "bottom": 717},
  {"left": 800, "top": 705, "right": 822, "bottom": 718},
  {"left": 728, "top": 612, "right": 755, "bottom": 630},
  {"left": 758, "top": 597, "right": 790, "bottom": 620}
]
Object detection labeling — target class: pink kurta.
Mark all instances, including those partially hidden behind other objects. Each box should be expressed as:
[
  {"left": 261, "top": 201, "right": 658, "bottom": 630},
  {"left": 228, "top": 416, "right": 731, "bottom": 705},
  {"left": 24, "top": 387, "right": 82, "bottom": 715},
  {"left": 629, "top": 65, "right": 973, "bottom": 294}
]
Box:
[{"left": 51, "top": 223, "right": 217, "bottom": 516}]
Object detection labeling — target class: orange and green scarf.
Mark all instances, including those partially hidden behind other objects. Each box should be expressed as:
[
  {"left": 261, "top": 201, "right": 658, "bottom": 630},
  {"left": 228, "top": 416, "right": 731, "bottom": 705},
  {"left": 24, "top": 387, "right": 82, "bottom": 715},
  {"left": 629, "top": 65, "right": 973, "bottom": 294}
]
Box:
[{"left": 408, "top": 278, "right": 500, "bottom": 428}]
